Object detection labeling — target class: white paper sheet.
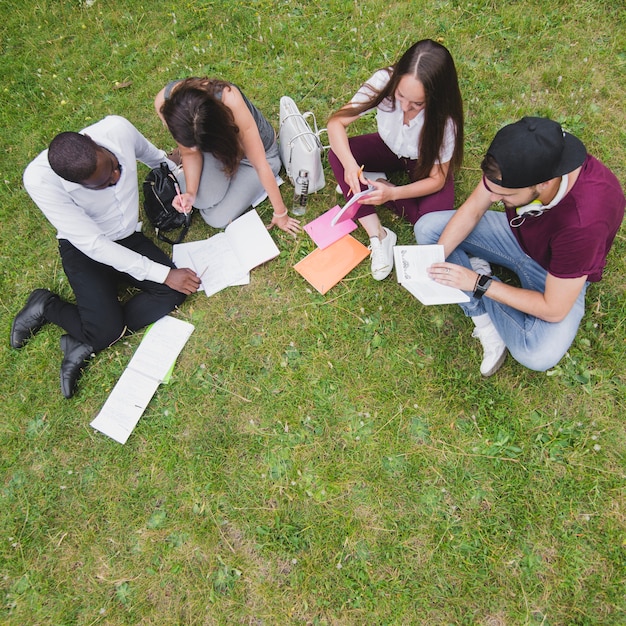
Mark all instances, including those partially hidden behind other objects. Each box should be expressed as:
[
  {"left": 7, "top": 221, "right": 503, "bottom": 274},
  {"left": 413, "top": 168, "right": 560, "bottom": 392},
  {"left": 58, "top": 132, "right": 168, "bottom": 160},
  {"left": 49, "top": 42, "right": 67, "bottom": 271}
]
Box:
[{"left": 90, "top": 316, "right": 195, "bottom": 444}]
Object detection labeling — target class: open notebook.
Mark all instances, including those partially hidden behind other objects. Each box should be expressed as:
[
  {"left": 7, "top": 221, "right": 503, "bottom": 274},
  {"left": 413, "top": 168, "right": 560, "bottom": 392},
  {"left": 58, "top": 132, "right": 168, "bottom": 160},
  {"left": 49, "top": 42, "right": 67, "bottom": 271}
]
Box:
[
  {"left": 172, "top": 210, "right": 279, "bottom": 297},
  {"left": 394, "top": 245, "right": 470, "bottom": 305}
]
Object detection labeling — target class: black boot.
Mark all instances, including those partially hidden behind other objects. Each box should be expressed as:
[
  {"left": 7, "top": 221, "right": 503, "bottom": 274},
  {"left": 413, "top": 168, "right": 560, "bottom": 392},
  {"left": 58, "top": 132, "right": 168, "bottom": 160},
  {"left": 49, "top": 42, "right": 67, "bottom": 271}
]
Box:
[
  {"left": 10, "top": 289, "right": 56, "bottom": 348},
  {"left": 60, "top": 335, "right": 94, "bottom": 399}
]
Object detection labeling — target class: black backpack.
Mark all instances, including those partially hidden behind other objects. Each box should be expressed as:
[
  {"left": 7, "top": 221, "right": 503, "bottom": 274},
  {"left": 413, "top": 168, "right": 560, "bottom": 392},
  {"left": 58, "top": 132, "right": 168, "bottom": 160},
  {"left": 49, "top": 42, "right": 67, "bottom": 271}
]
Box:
[{"left": 142, "top": 163, "right": 191, "bottom": 245}]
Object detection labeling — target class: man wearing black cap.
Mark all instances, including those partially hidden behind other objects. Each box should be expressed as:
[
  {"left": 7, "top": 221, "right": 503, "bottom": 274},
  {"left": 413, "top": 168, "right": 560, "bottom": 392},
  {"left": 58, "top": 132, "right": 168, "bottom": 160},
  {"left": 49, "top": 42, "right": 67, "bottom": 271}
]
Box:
[{"left": 414, "top": 116, "right": 624, "bottom": 375}]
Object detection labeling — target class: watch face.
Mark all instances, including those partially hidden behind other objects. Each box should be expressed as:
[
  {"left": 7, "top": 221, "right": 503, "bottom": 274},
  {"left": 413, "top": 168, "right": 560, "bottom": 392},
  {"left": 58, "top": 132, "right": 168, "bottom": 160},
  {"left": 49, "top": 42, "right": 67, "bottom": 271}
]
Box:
[
  {"left": 478, "top": 274, "right": 491, "bottom": 288},
  {"left": 474, "top": 274, "right": 492, "bottom": 299}
]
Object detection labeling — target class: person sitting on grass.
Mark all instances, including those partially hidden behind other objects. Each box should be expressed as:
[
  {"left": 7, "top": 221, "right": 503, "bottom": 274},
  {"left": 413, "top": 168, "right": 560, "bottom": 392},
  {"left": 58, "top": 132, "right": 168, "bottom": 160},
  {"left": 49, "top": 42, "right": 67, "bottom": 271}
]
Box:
[
  {"left": 155, "top": 77, "right": 300, "bottom": 235},
  {"left": 327, "top": 38, "right": 464, "bottom": 280},
  {"left": 12, "top": 115, "right": 201, "bottom": 398},
  {"left": 415, "top": 116, "right": 625, "bottom": 376}
]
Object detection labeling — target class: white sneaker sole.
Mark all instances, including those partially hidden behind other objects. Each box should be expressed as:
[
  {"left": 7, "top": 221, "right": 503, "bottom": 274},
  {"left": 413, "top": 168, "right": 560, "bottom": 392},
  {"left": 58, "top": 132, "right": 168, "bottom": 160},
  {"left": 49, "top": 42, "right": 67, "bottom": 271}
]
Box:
[{"left": 481, "top": 348, "right": 508, "bottom": 377}]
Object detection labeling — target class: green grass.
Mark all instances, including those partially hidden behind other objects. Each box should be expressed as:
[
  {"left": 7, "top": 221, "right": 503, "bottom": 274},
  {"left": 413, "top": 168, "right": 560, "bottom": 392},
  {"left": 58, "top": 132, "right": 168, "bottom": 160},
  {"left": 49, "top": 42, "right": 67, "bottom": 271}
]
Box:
[{"left": 1, "top": 1, "right": 625, "bottom": 624}]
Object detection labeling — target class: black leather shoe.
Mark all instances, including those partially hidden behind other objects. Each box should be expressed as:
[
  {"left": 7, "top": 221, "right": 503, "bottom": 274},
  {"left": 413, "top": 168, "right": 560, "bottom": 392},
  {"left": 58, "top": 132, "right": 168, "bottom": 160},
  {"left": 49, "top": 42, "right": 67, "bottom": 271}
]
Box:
[
  {"left": 60, "top": 335, "right": 94, "bottom": 399},
  {"left": 10, "top": 289, "right": 56, "bottom": 349}
]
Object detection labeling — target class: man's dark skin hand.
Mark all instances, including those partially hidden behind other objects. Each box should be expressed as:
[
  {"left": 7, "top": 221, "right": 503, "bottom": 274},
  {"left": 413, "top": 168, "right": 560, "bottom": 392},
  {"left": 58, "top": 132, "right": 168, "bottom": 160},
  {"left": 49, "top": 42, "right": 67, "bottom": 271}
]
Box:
[{"left": 165, "top": 268, "right": 201, "bottom": 294}]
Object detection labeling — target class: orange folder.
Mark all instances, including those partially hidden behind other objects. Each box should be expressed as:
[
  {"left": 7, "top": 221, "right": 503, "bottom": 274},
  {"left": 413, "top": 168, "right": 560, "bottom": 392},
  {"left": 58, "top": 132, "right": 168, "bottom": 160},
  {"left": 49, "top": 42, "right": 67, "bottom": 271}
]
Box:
[{"left": 294, "top": 235, "right": 370, "bottom": 294}]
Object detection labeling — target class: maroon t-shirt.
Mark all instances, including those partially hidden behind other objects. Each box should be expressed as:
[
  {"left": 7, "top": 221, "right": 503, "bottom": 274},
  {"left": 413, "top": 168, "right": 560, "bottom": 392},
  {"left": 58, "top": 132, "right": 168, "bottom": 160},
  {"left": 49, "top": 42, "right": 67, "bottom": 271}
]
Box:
[{"left": 505, "top": 155, "right": 625, "bottom": 282}]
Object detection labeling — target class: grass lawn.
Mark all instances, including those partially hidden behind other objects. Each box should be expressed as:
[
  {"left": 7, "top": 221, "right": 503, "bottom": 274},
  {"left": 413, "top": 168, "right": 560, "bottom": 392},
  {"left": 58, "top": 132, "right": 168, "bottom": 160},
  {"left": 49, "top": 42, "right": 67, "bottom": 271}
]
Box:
[{"left": 1, "top": 1, "right": 625, "bottom": 624}]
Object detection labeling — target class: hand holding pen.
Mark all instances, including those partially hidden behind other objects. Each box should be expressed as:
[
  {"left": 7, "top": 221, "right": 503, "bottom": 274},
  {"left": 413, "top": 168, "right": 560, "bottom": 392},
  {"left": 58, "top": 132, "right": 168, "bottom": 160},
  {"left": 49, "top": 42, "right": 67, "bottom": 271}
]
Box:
[
  {"left": 173, "top": 181, "right": 193, "bottom": 216},
  {"left": 347, "top": 164, "right": 365, "bottom": 198}
]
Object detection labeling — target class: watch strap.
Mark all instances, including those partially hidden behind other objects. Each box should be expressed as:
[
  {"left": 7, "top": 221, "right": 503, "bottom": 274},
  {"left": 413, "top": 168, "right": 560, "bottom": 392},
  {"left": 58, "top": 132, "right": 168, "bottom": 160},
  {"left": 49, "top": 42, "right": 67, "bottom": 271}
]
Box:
[{"left": 473, "top": 274, "right": 492, "bottom": 299}]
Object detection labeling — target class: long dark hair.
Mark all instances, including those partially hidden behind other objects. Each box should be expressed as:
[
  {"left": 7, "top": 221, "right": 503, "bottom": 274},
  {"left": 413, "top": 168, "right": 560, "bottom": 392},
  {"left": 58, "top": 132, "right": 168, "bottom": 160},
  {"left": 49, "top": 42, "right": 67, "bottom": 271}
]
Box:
[
  {"left": 330, "top": 39, "right": 464, "bottom": 181},
  {"left": 160, "top": 78, "right": 244, "bottom": 176}
]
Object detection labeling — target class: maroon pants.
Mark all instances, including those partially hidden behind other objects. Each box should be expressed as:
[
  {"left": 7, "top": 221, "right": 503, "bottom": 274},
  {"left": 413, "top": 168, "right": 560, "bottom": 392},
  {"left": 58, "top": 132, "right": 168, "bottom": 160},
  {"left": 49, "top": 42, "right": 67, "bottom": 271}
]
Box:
[{"left": 328, "top": 132, "right": 454, "bottom": 225}]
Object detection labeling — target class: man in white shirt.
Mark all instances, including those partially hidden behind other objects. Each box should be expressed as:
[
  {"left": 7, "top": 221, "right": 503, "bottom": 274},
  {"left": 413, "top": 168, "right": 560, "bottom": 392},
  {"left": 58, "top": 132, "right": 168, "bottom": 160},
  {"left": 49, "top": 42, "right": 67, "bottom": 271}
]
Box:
[{"left": 12, "top": 115, "right": 201, "bottom": 398}]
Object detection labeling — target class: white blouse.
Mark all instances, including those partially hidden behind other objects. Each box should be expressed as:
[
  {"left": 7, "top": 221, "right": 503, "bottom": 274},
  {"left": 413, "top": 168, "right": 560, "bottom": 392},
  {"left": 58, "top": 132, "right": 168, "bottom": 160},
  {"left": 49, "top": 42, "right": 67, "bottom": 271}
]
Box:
[{"left": 351, "top": 68, "right": 455, "bottom": 163}]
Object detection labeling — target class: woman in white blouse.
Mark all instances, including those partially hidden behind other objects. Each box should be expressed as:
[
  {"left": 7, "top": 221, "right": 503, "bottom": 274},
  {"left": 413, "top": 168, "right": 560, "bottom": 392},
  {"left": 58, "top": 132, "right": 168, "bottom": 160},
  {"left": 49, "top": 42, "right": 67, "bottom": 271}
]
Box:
[{"left": 327, "top": 39, "right": 464, "bottom": 280}]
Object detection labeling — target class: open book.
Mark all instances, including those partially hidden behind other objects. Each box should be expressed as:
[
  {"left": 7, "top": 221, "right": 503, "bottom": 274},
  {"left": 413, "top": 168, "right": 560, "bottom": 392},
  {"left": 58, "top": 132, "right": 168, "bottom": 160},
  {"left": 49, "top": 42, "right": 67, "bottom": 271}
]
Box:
[
  {"left": 172, "top": 210, "right": 279, "bottom": 297},
  {"left": 330, "top": 186, "right": 374, "bottom": 227},
  {"left": 394, "top": 245, "right": 470, "bottom": 305},
  {"left": 90, "top": 316, "right": 195, "bottom": 444}
]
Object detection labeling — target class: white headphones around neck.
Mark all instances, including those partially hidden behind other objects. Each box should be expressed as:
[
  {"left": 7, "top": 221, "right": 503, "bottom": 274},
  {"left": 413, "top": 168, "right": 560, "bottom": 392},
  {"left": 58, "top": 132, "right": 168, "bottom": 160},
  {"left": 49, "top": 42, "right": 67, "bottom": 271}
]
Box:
[{"left": 510, "top": 174, "right": 569, "bottom": 227}]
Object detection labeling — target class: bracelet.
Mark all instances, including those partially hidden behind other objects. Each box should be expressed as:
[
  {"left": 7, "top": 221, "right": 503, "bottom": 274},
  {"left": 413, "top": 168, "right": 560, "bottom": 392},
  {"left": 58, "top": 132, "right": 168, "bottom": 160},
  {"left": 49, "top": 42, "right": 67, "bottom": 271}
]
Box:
[{"left": 273, "top": 210, "right": 288, "bottom": 218}]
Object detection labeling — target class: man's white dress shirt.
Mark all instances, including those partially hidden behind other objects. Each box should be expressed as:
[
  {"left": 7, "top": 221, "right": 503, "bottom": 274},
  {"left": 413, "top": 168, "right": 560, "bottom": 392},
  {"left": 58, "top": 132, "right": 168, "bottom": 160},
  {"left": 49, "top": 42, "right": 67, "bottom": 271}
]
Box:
[{"left": 23, "top": 115, "right": 176, "bottom": 284}]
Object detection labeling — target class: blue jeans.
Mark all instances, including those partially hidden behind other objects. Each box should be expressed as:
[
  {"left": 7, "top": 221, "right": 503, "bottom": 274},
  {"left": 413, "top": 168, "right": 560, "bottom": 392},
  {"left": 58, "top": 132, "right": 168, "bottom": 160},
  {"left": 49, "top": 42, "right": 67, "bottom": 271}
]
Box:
[{"left": 414, "top": 210, "right": 588, "bottom": 371}]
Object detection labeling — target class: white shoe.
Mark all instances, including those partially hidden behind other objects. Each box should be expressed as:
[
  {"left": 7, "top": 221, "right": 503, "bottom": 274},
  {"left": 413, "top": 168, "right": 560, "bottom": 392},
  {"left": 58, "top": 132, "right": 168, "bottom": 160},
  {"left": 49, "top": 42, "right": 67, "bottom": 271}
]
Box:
[
  {"left": 471, "top": 319, "right": 507, "bottom": 376},
  {"left": 469, "top": 256, "right": 492, "bottom": 275},
  {"left": 369, "top": 227, "right": 397, "bottom": 280}
]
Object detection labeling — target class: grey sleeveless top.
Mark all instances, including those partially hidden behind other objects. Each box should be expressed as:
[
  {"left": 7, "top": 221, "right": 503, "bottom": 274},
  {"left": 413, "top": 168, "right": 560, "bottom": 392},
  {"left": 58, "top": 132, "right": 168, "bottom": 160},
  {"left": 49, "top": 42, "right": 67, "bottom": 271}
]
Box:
[{"left": 163, "top": 80, "right": 275, "bottom": 152}]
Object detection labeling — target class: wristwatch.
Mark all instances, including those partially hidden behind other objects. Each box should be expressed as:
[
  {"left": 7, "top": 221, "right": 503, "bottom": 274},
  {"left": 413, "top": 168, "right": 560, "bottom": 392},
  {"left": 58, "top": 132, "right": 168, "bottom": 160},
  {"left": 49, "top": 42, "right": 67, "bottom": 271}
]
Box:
[{"left": 473, "top": 274, "right": 492, "bottom": 299}]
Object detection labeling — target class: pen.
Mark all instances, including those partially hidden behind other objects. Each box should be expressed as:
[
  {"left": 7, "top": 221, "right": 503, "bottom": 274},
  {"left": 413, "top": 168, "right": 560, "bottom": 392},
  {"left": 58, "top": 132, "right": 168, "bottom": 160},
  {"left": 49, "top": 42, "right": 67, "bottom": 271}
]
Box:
[
  {"left": 173, "top": 180, "right": 190, "bottom": 215},
  {"left": 199, "top": 264, "right": 209, "bottom": 278}
]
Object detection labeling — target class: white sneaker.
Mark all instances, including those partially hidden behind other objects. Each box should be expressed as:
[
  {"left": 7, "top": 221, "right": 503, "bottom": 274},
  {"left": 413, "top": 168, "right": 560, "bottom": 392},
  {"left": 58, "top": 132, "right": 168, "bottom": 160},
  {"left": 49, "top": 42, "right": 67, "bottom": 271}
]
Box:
[
  {"left": 471, "top": 319, "right": 507, "bottom": 376},
  {"left": 469, "top": 256, "right": 492, "bottom": 275},
  {"left": 369, "top": 227, "right": 397, "bottom": 280}
]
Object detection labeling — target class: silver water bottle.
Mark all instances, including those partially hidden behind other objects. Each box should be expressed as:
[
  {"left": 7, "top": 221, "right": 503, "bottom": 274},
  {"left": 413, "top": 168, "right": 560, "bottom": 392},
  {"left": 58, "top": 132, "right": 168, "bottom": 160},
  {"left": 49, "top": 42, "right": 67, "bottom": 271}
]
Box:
[{"left": 291, "top": 169, "right": 309, "bottom": 216}]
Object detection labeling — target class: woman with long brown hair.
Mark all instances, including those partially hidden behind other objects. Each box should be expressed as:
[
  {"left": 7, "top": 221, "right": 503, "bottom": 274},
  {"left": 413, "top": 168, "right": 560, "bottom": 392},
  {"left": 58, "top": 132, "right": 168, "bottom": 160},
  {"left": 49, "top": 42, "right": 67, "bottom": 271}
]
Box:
[
  {"left": 155, "top": 78, "right": 300, "bottom": 235},
  {"left": 327, "top": 39, "right": 464, "bottom": 280}
]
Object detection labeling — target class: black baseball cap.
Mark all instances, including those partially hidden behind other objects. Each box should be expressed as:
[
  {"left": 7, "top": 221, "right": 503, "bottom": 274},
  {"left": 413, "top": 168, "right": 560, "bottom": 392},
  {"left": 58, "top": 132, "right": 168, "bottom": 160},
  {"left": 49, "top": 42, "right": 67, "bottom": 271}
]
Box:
[{"left": 485, "top": 117, "right": 587, "bottom": 188}]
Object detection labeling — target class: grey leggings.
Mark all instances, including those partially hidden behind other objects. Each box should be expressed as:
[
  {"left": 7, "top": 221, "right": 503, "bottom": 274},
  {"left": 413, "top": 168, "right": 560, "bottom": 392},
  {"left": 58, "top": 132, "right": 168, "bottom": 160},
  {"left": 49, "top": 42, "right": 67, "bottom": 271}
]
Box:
[{"left": 175, "top": 142, "right": 281, "bottom": 228}]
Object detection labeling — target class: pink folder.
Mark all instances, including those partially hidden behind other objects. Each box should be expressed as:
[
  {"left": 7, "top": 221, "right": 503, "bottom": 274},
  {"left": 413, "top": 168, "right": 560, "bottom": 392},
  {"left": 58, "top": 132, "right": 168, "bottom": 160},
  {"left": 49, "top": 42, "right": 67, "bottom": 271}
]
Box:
[{"left": 303, "top": 205, "right": 358, "bottom": 249}]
